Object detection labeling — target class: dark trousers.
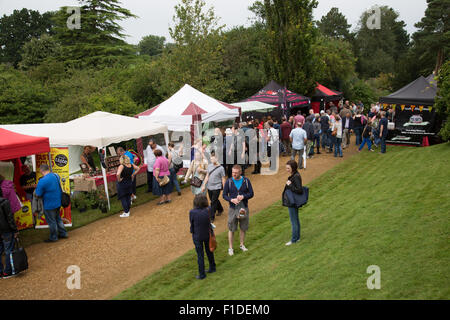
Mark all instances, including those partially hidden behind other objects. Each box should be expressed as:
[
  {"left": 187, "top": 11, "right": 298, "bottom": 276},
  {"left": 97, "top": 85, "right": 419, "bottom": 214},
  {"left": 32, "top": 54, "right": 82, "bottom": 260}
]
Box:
[
  {"left": 380, "top": 137, "right": 387, "bottom": 153},
  {"left": 194, "top": 239, "right": 216, "bottom": 277},
  {"left": 354, "top": 127, "right": 362, "bottom": 145},
  {"left": 146, "top": 171, "right": 154, "bottom": 193},
  {"left": 208, "top": 189, "right": 223, "bottom": 221},
  {"left": 0, "top": 233, "right": 15, "bottom": 274},
  {"left": 120, "top": 195, "right": 131, "bottom": 213}
]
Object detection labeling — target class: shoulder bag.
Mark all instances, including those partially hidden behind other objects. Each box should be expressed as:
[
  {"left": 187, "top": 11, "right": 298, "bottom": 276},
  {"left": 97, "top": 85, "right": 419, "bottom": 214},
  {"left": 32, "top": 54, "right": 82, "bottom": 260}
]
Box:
[
  {"left": 9, "top": 237, "right": 28, "bottom": 274},
  {"left": 54, "top": 173, "right": 70, "bottom": 208},
  {"left": 283, "top": 186, "right": 309, "bottom": 209}
]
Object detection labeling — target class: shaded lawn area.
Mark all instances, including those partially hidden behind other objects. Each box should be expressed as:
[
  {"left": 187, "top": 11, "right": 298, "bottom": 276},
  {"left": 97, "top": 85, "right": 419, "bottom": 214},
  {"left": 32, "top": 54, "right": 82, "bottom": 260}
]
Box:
[{"left": 116, "top": 143, "right": 450, "bottom": 300}]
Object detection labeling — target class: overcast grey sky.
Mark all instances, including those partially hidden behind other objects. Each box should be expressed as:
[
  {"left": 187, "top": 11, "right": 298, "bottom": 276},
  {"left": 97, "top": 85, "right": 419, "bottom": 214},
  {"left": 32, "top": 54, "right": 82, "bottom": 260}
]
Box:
[{"left": 0, "top": 0, "right": 428, "bottom": 44}]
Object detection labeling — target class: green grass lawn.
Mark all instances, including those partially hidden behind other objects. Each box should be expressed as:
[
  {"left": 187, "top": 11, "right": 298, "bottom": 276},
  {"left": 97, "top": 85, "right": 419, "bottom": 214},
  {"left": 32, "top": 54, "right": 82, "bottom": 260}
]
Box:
[{"left": 116, "top": 143, "right": 450, "bottom": 300}]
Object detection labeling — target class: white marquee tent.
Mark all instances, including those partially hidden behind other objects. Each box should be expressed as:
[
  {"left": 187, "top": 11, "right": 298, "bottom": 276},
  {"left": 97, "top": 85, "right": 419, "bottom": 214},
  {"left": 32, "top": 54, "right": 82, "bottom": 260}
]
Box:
[
  {"left": 231, "top": 101, "right": 276, "bottom": 113},
  {"left": 136, "top": 84, "right": 241, "bottom": 132},
  {"left": 1, "top": 112, "right": 169, "bottom": 209}
]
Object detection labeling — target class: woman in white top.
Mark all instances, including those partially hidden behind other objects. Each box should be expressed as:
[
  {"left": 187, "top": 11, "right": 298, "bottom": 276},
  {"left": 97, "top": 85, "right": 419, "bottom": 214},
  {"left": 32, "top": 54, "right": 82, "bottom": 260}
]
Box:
[
  {"left": 331, "top": 115, "right": 343, "bottom": 158},
  {"left": 183, "top": 151, "right": 208, "bottom": 196}
]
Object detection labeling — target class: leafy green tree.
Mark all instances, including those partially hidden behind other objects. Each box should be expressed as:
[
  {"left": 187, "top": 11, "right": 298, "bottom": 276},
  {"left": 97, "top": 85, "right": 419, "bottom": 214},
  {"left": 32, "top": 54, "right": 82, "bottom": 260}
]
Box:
[
  {"left": 19, "top": 34, "right": 62, "bottom": 70},
  {"left": 435, "top": 61, "right": 450, "bottom": 140},
  {"left": 0, "top": 65, "right": 56, "bottom": 123},
  {"left": 317, "top": 7, "right": 353, "bottom": 41},
  {"left": 0, "top": 9, "right": 54, "bottom": 67},
  {"left": 138, "top": 35, "right": 166, "bottom": 56},
  {"left": 354, "top": 6, "right": 410, "bottom": 78},
  {"left": 222, "top": 25, "right": 267, "bottom": 101},
  {"left": 263, "top": 0, "right": 319, "bottom": 95},
  {"left": 312, "top": 36, "right": 356, "bottom": 89},
  {"left": 52, "top": 0, "right": 137, "bottom": 67},
  {"left": 157, "top": 0, "right": 233, "bottom": 101},
  {"left": 412, "top": 0, "right": 449, "bottom": 75}
]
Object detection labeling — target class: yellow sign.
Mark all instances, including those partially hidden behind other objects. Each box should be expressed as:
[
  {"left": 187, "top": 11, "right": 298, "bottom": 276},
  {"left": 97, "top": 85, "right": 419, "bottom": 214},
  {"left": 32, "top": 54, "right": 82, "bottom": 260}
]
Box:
[
  {"left": 35, "top": 147, "right": 72, "bottom": 228},
  {"left": 14, "top": 201, "right": 33, "bottom": 231}
]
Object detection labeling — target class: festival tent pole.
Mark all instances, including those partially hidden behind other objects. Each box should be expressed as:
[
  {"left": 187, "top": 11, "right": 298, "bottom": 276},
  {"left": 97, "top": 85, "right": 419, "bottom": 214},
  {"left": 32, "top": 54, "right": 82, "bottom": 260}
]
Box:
[{"left": 101, "top": 147, "right": 111, "bottom": 210}]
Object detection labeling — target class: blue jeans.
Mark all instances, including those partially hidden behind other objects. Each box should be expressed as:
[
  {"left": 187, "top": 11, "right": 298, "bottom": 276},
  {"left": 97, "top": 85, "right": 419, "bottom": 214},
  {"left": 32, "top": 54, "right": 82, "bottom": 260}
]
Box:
[
  {"left": 380, "top": 137, "right": 387, "bottom": 153},
  {"left": 169, "top": 168, "right": 181, "bottom": 193},
  {"left": 373, "top": 129, "right": 381, "bottom": 146},
  {"left": 334, "top": 137, "right": 343, "bottom": 157},
  {"left": 311, "top": 134, "right": 320, "bottom": 155},
  {"left": 320, "top": 132, "right": 328, "bottom": 149},
  {"left": 193, "top": 239, "right": 216, "bottom": 277},
  {"left": 354, "top": 127, "right": 362, "bottom": 145},
  {"left": 44, "top": 208, "right": 67, "bottom": 241},
  {"left": 0, "top": 233, "right": 15, "bottom": 274},
  {"left": 359, "top": 137, "right": 373, "bottom": 151},
  {"left": 288, "top": 207, "right": 300, "bottom": 243}
]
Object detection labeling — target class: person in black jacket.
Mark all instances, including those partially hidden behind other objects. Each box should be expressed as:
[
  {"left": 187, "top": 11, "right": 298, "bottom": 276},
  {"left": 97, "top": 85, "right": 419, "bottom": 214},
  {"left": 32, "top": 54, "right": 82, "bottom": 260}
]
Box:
[
  {"left": 189, "top": 194, "right": 216, "bottom": 280},
  {"left": 0, "top": 196, "right": 19, "bottom": 278},
  {"left": 282, "top": 160, "right": 303, "bottom": 246}
]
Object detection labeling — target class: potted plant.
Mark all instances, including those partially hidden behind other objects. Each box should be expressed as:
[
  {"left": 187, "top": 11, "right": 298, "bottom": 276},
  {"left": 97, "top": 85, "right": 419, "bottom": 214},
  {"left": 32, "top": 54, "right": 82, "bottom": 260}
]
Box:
[
  {"left": 77, "top": 193, "right": 88, "bottom": 213},
  {"left": 87, "top": 190, "right": 99, "bottom": 209},
  {"left": 97, "top": 190, "right": 108, "bottom": 213}
]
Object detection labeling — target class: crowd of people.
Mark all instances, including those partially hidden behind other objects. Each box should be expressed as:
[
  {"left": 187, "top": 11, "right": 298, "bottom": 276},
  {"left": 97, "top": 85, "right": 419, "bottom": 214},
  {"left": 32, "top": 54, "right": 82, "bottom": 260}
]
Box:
[{"left": 0, "top": 99, "right": 394, "bottom": 280}]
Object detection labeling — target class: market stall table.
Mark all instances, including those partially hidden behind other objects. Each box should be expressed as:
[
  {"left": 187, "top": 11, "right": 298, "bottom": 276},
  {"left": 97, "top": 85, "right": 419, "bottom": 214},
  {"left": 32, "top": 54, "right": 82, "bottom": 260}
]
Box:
[{"left": 72, "top": 164, "right": 148, "bottom": 196}]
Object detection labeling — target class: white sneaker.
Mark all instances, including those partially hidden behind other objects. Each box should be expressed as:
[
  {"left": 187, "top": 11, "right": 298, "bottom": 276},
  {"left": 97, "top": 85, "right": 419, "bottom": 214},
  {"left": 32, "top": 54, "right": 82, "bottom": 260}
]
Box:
[
  {"left": 285, "top": 241, "right": 293, "bottom": 246},
  {"left": 228, "top": 248, "right": 234, "bottom": 256},
  {"left": 119, "top": 212, "right": 130, "bottom": 218},
  {"left": 210, "top": 223, "right": 216, "bottom": 229},
  {"left": 240, "top": 245, "right": 248, "bottom": 252},
  {"left": 131, "top": 195, "right": 137, "bottom": 201}
]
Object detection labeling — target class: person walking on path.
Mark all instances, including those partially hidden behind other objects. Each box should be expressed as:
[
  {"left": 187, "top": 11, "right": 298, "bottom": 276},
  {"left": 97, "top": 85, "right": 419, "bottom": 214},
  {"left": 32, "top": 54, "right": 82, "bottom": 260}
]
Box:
[
  {"left": 152, "top": 149, "right": 172, "bottom": 205},
  {"left": 358, "top": 119, "right": 374, "bottom": 152},
  {"left": 202, "top": 153, "right": 226, "bottom": 223},
  {"left": 189, "top": 194, "right": 216, "bottom": 280},
  {"left": 289, "top": 122, "right": 308, "bottom": 170},
  {"left": 116, "top": 155, "right": 140, "bottom": 218},
  {"left": 282, "top": 160, "right": 303, "bottom": 245},
  {"left": 342, "top": 111, "right": 354, "bottom": 149},
  {"left": 184, "top": 151, "right": 208, "bottom": 196},
  {"left": 331, "top": 115, "right": 343, "bottom": 158},
  {"left": 311, "top": 114, "right": 321, "bottom": 156},
  {"left": 223, "top": 165, "right": 254, "bottom": 256},
  {"left": 0, "top": 192, "right": 19, "bottom": 278},
  {"left": 34, "top": 164, "right": 68, "bottom": 243},
  {"left": 167, "top": 142, "right": 183, "bottom": 196}
]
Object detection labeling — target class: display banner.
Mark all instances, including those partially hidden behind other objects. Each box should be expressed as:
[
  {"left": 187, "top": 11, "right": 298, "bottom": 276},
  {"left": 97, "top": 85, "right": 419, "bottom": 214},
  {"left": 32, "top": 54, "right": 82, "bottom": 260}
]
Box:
[
  {"left": 35, "top": 147, "right": 72, "bottom": 228},
  {"left": 13, "top": 200, "right": 33, "bottom": 231},
  {"left": 394, "top": 106, "right": 436, "bottom": 135}
]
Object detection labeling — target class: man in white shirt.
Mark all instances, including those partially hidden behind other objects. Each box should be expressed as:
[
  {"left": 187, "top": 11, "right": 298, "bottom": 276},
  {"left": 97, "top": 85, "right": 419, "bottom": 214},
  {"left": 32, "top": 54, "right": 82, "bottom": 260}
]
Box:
[
  {"left": 289, "top": 122, "right": 308, "bottom": 169},
  {"left": 267, "top": 120, "right": 279, "bottom": 168},
  {"left": 144, "top": 139, "right": 165, "bottom": 193}
]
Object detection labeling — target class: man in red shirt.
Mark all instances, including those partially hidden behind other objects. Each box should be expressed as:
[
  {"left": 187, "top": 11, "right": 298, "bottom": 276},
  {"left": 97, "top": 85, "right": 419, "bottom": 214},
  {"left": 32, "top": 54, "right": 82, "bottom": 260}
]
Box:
[{"left": 280, "top": 117, "right": 292, "bottom": 156}]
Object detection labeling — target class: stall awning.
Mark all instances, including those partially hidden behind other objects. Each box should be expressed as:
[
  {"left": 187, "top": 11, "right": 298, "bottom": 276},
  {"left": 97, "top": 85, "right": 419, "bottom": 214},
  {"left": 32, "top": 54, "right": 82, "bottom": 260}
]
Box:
[{"left": 0, "top": 128, "right": 50, "bottom": 161}]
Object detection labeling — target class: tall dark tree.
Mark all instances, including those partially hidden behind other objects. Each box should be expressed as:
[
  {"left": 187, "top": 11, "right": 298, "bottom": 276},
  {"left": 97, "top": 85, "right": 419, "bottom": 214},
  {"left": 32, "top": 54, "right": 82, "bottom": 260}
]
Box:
[
  {"left": 53, "top": 0, "right": 137, "bottom": 67},
  {"left": 354, "top": 6, "right": 410, "bottom": 78},
  {"left": 0, "top": 9, "right": 54, "bottom": 67},
  {"left": 263, "top": 0, "right": 319, "bottom": 95},
  {"left": 412, "top": 0, "right": 449, "bottom": 74},
  {"left": 317, "top": 7, "right": 353, "bottom": 41}
]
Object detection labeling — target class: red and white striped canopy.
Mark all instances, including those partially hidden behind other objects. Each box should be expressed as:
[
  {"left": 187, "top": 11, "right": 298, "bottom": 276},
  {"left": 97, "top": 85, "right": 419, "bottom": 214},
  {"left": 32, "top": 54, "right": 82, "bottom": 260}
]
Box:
[{"left": 137, "top": 84, "right": 240, "bottom": 131}]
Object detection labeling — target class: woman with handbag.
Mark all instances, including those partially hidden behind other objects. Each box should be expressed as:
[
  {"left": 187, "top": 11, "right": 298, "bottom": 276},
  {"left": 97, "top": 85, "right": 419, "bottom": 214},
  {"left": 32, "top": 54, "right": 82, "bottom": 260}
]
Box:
[
  {"left": 189, "top": 194, "right": 216, "bottom": 280},
  {"left": 183, "top": 151, "right": 208, "bottom": 196},
  {"left": 167, "top": 142, "right": 183, "bottom": 196},
  {"left": 201, "top": 153, "right": 226, "bottom": 223},
  {"left": 116, "top": 156, "right": 139, "bottom": 218},
  {"left": 282, "top": 160, "right": 303, "bottom": 246},
  {"left": 152, "top": 149, "right": 172, "bottom": 205}
]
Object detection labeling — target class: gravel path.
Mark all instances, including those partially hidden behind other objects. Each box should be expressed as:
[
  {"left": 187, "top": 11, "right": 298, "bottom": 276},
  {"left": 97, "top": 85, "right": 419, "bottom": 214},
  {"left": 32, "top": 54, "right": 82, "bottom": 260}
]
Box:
[{"left": 0, "top": 143, "right": 358, "bottom": 299}]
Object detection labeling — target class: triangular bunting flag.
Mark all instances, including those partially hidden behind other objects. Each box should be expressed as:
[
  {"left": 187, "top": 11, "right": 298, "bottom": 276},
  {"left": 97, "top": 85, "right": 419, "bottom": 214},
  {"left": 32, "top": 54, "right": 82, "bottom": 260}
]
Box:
[
  {"left": 401, "top": 105, "right": 405, "bottom": 111},
  {"left": 419, "top": 106, "right": 424, "bottom": 112},
  {"left": 411, "top": 105, "right": 416, "bottom": 111}
]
